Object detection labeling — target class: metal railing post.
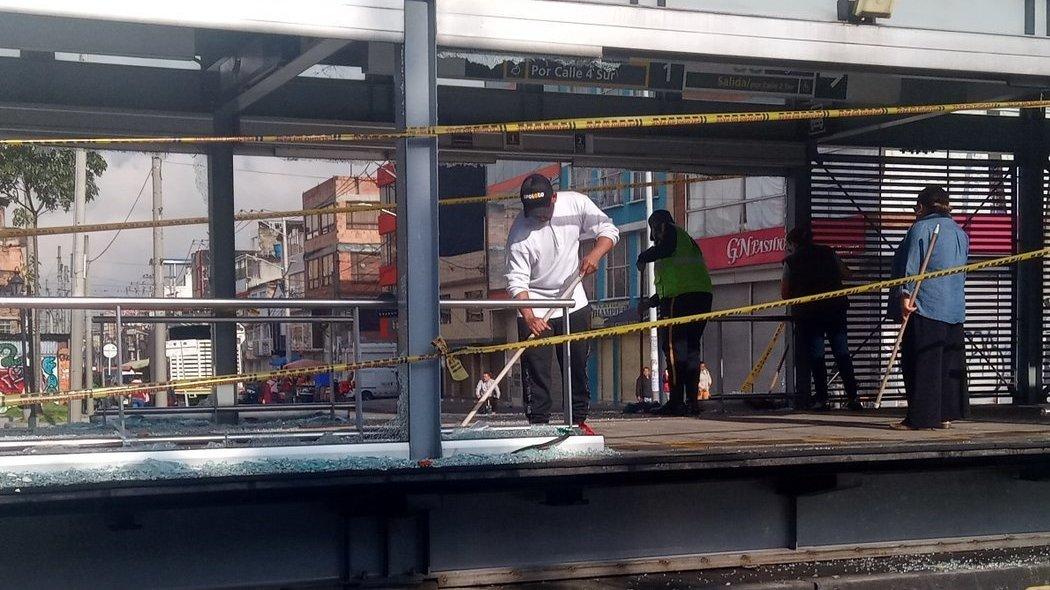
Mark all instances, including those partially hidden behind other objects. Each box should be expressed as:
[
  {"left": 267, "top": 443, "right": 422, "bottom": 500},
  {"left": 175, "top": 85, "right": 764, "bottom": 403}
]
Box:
[
  {"left": 562, "top": 305, "right": 572, "bottom": 426},
  {"left": 114, "top": 305, "right": 126, "bottom": 434},
  {"left": 327, "top": 320, "right": 335, "bottom": 419},
  {"left": 352, "top": 306, "right": 363, "bottom": 433}
]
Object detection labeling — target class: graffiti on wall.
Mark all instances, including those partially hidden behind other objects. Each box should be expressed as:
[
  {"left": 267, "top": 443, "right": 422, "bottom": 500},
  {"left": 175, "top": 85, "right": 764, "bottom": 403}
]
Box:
[
  {"left": 0, "top": 342, "right": 25, "bottom": 395},
  {"left": 0, "top": 340, "right": 71, "bottom": 395},
  {"left": 38, "top": 341, "right": 70, "bottom": 394}
]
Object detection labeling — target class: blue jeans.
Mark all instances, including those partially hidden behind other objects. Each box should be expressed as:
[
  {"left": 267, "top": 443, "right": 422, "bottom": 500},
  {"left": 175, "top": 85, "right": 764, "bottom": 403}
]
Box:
[{"left": 797, "top": 314, "right": 858, "bottom": 406}]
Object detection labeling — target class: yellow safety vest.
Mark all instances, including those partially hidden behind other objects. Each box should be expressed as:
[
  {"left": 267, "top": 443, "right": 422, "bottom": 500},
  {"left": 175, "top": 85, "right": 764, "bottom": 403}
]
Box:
[{"left": 655, "top": 225, "right": 712, "bottom": 298}]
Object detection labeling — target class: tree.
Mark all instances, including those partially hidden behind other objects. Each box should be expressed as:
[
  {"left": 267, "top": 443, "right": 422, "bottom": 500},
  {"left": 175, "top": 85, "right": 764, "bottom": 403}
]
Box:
[{"left": 0, "top": 146, "right": 106, "bottom": 402}]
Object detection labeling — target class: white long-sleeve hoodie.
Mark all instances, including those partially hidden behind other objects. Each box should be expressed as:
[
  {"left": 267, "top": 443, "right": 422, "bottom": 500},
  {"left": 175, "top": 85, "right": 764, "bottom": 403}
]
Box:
[{"left": 504, "top": 191, "right": 619, "bottom": 319}]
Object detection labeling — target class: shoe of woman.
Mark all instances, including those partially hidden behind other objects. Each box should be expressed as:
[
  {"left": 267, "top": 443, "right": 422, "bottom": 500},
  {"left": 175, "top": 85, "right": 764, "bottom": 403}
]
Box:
[
  {"left": 653, "top": 402, "right": 687, "bottom": 417},
  {"left": 939, "top": 421, "right": 952, "bottom": 429}
]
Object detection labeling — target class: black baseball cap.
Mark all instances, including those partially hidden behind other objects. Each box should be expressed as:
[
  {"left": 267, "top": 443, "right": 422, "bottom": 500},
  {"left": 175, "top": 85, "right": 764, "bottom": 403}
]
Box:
[
  {"left": 520, "top": 173, "right": 555, "bottom": 216},
  {"left": 916, "top": 185, "right": 950, "bottom": 210}
]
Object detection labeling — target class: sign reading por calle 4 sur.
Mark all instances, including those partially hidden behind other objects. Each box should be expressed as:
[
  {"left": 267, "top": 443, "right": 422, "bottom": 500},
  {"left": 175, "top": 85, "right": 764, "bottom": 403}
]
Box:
[{"left": 698, "top": 227, "right": 786, "bottom": 270}]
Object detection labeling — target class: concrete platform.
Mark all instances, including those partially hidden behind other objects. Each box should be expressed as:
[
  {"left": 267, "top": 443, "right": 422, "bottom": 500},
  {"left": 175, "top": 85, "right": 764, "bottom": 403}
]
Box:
[
  {"left": 595, "top": 412, "right": 1050, "bottom": 458},
  {"left": 0, "top": 409, "right": 1045, "bottom": 589}
]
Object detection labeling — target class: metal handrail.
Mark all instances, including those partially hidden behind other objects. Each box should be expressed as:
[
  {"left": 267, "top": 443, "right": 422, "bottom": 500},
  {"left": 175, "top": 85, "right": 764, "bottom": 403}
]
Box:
[
  {"left": 15, "top": 294, "right": 576, "bottom": 435},
  {"left": 0, "top": 296, "right": 573, "bottom": 310}
]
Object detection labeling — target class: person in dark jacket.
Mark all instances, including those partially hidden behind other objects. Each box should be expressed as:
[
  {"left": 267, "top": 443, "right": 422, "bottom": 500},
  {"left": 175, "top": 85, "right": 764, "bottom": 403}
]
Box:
[
  {"left": 889, "top": 186, "right": 969, "bottom": 430},
  {"left": 782, "top": 225, "right": 861, "bottom": 411},
  {"left": 637, "top": 210, "right": 713, "bottom": 416},
  {"left": 635, "top": 366, "right": 654, "bottom": 403}
]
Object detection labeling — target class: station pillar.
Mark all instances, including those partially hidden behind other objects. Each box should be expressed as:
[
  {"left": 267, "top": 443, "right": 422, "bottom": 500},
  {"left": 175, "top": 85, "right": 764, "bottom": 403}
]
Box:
[
  {"left": 785, "top": 146, "right": 814, "bottom": 407},
  {"left": 1014, "top": 106, "right": 1046, "bottom": 405},
  {"left": 207, "top": 113, "right": 239, "bottom": 420},
  {"left": 396, "top": 0, "right": 442, "bottom": 459}
]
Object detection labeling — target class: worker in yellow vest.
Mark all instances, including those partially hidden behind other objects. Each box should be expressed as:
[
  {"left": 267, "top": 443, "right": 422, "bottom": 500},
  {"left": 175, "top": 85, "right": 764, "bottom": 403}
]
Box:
[{"left": 637, "top": 210, "right": 713, "bottom": 416}]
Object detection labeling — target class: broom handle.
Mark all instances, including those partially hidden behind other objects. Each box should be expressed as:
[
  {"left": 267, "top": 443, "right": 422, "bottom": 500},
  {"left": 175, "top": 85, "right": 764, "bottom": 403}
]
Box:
[
  {"left": 874, "top": 225, "right": 940, "bottom": 408},
  {"left": 461, "top": 275, "right": 584, "bottom": 427}
]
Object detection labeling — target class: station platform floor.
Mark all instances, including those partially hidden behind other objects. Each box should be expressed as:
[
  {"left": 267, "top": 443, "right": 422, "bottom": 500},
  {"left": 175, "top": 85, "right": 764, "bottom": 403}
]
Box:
[{"left": 591, "top": 410, "right": 1050, "bottom": 458}]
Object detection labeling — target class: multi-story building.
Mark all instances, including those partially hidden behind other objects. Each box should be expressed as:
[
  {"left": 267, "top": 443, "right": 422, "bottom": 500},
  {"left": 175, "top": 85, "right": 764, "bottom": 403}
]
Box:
[
  {"left": 0, "top": 208, "right": 26, "bottom": 335},
  {"left": 303, "top": 176, "right": 382, "bottom": 301},
  {"left": 237, "top": 219, "right": 313, "bottom": 373},
  {"left": 190, "top": 248, "right": 211, "bottom": 299}
]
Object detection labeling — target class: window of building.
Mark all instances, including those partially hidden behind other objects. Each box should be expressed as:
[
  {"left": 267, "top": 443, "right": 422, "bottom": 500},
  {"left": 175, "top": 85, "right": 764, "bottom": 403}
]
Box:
[
  {"left": 346, "top": 209, "right": 380, "bottom": 229},
  {"left": 381, "top": 234, "right": 396, "bottom": 266},
  {"left": 576, "top": 167, "right": 624, "bottom": 209},
  {"left": 307, "top": 254, "right": 336, "bottom": 290},
  {"left": 306, "top": 207, "right": 337, "bottom": 240},
  {"left": 628, "top": 171, "right": 648, "bottom": 202},
  {"left": 685, "top": 175, "right": 786, "bottom": 239},
  {"left": 464, "top": 289, "right": 485, "bottom": 322},
  {"left": 604, "top": 236, "right": 629, "bottom": 299},
  {"left": 440, "top": 293, "right": 452, "bottom": 324}
]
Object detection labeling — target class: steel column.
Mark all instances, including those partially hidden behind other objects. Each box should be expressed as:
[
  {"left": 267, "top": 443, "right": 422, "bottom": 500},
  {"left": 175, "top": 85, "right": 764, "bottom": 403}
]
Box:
[
  {"left": 1014, "top": 106, "right": 1046, "bottom": 405},
  {"left": 396, "top": 0, "right": 441, "bottom": 459},
  {"left": 786, "top": 148, "right": 813, "bottom": 407},
  {"left": 207, "top": 114, "right": 239, "bottom": 421}
]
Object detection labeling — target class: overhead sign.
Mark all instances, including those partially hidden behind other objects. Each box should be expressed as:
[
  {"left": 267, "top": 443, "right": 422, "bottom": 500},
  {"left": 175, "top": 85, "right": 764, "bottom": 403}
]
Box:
[
  {"left": 684, "top": 66, "right": 848, "bottom": 100},
  {"left": 505, "top": 58, "right": 648, "bottom": 88},
  {"left": 443, "top": 54, "right": 847, "bottom": 99},
  {"left": 444, "top": 55, "right": 682, "bottom": 92},
  {"left": 687, "top": 72, "right": 814, "bottom": 96}
]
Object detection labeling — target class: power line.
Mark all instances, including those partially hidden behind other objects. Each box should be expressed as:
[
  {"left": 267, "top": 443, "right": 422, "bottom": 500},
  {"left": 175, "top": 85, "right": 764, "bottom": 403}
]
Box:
[
  {"left": 162, "top": 159, "right": 339, "bottom": 180},
  {"left": 88, "top": 169, "right": 152, "bottom": 263}
]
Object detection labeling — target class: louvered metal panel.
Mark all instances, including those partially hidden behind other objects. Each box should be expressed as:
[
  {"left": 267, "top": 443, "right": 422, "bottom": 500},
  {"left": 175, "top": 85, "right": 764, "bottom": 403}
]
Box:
[
  {"left": 811, "top": 149, "right": 1014, "bottom": 403},
  {"left": 1043, "top": 169, "right": 1050, "bottom": 401}
]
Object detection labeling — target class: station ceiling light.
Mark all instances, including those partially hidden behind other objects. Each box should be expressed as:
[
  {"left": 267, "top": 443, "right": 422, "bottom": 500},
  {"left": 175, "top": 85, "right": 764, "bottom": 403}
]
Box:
[
  {"left": 854, "top": 0, "right": 897, "bottom": 18},
  {"left": 838, "top": 0, "right": 898, "bottom": 23}
]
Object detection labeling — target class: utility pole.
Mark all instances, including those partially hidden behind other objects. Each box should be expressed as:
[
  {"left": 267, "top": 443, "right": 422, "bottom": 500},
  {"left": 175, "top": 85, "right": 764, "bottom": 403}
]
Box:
[
  {"left": 644, "top": 171, "right": 662, "bottom": 402},
  {"left": 151, "top": 156, "right": 168, "bottom": 407},
  {"left": 280, "top": 218, "right": 293, "bottom": 365},
  {"left": 83, "top": 234, "right": 94, "bottom": 415},
  {"left": 54, "top": 245, "right": 62, "bottom": 334},
  {"left": 69, "top": 149, "right": 86, "bottom": 422}
]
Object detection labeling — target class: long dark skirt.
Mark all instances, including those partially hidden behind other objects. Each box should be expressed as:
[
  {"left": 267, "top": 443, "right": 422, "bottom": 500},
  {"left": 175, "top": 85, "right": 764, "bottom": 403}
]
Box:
[{"left": 900, "top": 314, "right": 968, "bottom": 428}]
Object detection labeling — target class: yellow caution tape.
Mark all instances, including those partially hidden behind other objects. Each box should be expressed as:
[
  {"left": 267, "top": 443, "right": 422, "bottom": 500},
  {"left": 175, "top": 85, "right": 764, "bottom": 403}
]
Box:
[
  {"left": 432, "top": 337, "right": 469, "bottom": 382},
  {"left": 452, "top": 247, "right": 1050, "bottom": 357},
  {"left": 0, "top": 174, "right": 733, "bottom": 240},
  {"left": 0, "top": 351, "right": 440, "bottom": 408},
  {"left": 1, "top": 99, "right": 1048, "bottom": 146},
  {"left": 10, "top": 247, "right": 1047, "bottom": 408},
  {"left": 739, "top": 321, "right": 785, "bottom": 393}
]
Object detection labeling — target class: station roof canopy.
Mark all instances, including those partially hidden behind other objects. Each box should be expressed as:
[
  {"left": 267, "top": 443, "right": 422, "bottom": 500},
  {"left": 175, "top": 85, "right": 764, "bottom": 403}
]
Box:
[{"left": 0, "top": 0, "right": 1046, "bottom": 172}]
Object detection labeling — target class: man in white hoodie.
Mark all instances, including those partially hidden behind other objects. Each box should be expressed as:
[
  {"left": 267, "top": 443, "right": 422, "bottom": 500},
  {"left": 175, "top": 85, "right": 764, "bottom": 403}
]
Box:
[{"left": 505, "top": 173, "right": 619, "bottom": 430}]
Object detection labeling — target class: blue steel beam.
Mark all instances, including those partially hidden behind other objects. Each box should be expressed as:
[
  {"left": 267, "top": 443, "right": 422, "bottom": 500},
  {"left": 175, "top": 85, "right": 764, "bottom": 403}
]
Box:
[{"left": 396, "top": 0, "right": 442, "bottom": 459}]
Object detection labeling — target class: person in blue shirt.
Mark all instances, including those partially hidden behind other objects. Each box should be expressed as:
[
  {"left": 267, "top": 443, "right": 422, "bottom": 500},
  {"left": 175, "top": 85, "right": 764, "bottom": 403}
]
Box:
[{"left": 889, "top": 186, "right": 969, "bottom": 430}]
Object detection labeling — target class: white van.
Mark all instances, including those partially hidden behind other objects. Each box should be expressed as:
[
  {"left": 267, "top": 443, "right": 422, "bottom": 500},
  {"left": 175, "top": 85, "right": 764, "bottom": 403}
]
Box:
[
  {"left": 351, "top": 343, "right": 400, "bottom": 400},
  {"left": 353, "top": 367, "right": 399, "bottom": 400}
]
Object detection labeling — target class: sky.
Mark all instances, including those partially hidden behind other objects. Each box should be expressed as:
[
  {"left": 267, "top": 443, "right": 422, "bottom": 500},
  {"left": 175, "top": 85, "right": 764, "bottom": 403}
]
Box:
[{"left": 30, "top": 151, "right": 354, "bottom": 296}]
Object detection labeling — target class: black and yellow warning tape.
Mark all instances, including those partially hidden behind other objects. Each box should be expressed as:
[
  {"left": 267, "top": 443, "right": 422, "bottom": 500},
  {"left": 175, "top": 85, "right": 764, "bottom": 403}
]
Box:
[
  {"left": 5, "top": 247, "right": 1046, "bottom": 408},
  {"left": 0, "top": 174, "right": 735, "bottom": 240},
  {"left": 1, "top": 99, "right": 1047, "bottom": 146}
]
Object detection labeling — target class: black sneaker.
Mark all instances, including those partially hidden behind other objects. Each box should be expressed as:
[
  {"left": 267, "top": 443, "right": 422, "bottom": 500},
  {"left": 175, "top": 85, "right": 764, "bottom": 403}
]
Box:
[
  {"left": 687, "top": 400, "right": 701, "bottom": 416},
  {"left": 653, "top": 402, "right": 688, "bottom": 417},
  {"left": 846, "top": 400, "right": 864, "bottom": 411}
]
